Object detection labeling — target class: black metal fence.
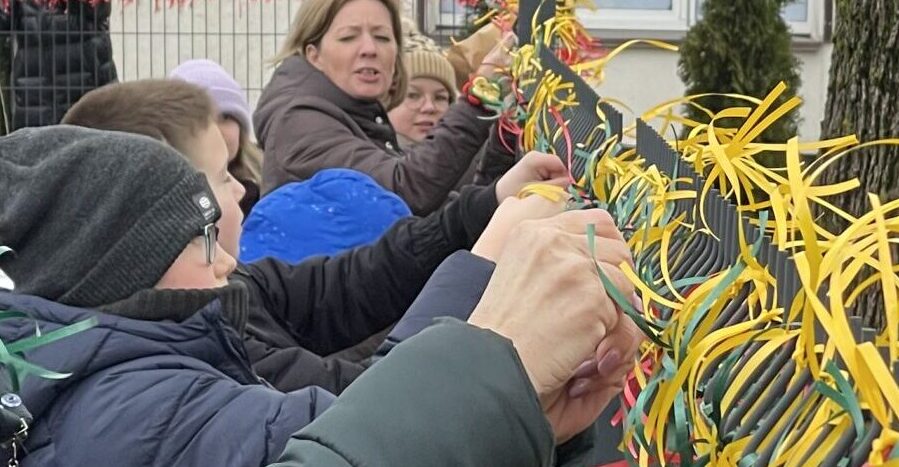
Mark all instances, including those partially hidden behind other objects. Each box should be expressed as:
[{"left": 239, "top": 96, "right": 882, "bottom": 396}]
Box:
[
  {"left": 0, "top": 0, "right": 306, "bottom": 133},
  {"left": 107, "top": 0, "right": 301, "bottom": 117},
  {"left": 0, "top": 0, "right": 478, "bottom": 135},
  {"left": 1, "top": 0, "right": 116, "bottom": 132}
]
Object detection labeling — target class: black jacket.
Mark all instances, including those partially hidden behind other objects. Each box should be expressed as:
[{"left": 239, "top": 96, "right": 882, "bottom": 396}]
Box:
[
  {"left": 397, "top": 129, "right": 518, "bottom": 194},
  {"left": 232, "top": 183, "right": 499, "bottom": 394},
  {"left": 3, "top": 0, "right": 117, "bottom": 129}
]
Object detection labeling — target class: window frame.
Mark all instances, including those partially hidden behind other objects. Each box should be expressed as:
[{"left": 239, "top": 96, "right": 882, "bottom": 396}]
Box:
[
  {"left": 438, "top": 0, "right": 465, "bottom": 27},
  {"left": 420, "top": 0, "right": 828, "bottom": 44},
  {"left": 780, "top": 0, "right": 819, "bottom": 38},
  {"left": 578, "top": 1, "right": 691, "bottom": 34},
  {"left": 423, "top": 0, "right": 466, "bottom": 37},
  {"left": 689, "top": 0, "right": 820, "bottom": 38}
]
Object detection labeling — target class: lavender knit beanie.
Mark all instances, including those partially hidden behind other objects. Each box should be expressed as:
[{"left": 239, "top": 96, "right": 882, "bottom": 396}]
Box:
[{"left": 170, "top": 59, "right": 253, "bottom": 134}]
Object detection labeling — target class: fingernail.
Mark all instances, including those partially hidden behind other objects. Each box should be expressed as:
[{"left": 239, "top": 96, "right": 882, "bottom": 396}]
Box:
[
  {"left": 568, "top": 378, "right": 592, "bottom": 398},
  {"left": 574, "top": 359, "right": 598, "bottom": 378},
  {"left": 629, "top": 293, "right": 643, "bottom": 312},
  {"left": 597, "top": 350, "right": 621, "bottom": 376}
]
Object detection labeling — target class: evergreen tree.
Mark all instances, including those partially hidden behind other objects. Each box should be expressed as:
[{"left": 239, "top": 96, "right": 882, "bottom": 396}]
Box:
[{"left": 678, "top": 0, "right": 801, "bottom": 145}]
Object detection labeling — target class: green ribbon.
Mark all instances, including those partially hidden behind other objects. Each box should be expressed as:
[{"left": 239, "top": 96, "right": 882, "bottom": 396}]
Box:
[
  {"left": 813, "top": 360, "right": 865, "bottom": 440},
  {"left": 0, "top": 309, "right": 97, "bottom": 391}
]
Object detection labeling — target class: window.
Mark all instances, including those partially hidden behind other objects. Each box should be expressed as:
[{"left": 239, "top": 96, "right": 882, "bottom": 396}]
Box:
[
  {"left": 439, "top": 0, "right": 465, "bottom": 27},
  {"left": 784, "top": 0, "right": 809, "bottom": 21},
  {"left": 581, "top": 0, "right": 824, "bottom": 40},
  {"left": 422, "top": 0, "right": 826, "bottom": 44},
  {"left": 693, "top": 0, "right": 817, "bottom": 37},
  {"left": 596, "top": 0, "right": 673, "bottom": 8},
  {"left": 421, "top": 0, "right": 466, "bottom": 37},
  {"left": 578, "top": 0, "right": 689, "bottom": 33},
  {"left": 782, "top": 0, "right": 817, "bottom": 36}
]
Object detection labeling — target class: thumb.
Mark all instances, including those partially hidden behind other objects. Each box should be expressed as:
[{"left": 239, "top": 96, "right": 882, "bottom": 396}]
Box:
[
  {"left": 518, "top": 151, "right": 569, "bottom": 180},
  {"left": 536, "top": 156, "right": 569, "bottom": 180}
]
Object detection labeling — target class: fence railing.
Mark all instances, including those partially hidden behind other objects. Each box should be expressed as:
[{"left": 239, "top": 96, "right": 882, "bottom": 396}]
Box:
[{"left": 0, "top": 0, "right": 476, "bottom": 133}]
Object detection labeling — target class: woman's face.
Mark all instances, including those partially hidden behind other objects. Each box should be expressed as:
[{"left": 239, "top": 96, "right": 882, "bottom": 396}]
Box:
[
  {"left": 217, "top": 116, "right": 241, "bottom": 163},
  {"left": 306, "top": 0, "right": 397, "bottom": 101},
  {"left": 387, "top": 77, "right": 451, "bottom": 143}
]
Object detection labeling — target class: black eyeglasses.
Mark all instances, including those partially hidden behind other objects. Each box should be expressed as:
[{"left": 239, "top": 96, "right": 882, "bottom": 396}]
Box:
[{"left": 198, "top": 223, "right": 220, "bottom": 265}]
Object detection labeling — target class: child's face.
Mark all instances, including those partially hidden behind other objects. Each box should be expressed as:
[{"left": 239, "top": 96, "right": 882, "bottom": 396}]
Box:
[
  {"left": 156, "top": 235, "right": 235, "bottom": 290},
  {"left": 387, "top": 77, "right": 451, "bottom": 143},
  {"left": 183, "top": 121, "right": 246, "bottom": 258}
]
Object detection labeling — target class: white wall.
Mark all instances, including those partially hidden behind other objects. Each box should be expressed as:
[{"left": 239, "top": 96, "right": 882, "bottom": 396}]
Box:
[
  {"left": 109, "top": 0, "right": 416, "bottom": 107},
  {"left": 596, "top": 42, "right": 833, "bottom": 140},
  {"left": 110, "top": 0, "right": 297, "bottom": 107}
]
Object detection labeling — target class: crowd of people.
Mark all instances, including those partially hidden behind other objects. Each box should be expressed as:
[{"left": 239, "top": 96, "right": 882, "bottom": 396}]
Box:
[{"left": 0, "top": 0, "right": 642, "bottom": 465}]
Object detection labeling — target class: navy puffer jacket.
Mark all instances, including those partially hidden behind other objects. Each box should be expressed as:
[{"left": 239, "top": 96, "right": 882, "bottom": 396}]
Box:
[{"left": 0, "top": 292, "right": 333, "bottom": 466}]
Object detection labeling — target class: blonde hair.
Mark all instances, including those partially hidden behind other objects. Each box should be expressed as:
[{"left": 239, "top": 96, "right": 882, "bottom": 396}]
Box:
[
  {"left": 271, "top": 0, "right": 407, "bottom": 109},
  {"left": 231, "top": 130, "right": 263, "bottom": 185}
]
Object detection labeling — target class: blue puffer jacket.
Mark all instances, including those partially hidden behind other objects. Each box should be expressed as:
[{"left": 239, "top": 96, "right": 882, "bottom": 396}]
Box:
[{"left": 0, "top": 292, "right": 334, "bottom": 466}]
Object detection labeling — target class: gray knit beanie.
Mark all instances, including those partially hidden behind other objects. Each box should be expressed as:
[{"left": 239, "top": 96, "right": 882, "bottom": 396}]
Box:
[{"left": 0, "top": 125, "right": 221, "bottom": 308}]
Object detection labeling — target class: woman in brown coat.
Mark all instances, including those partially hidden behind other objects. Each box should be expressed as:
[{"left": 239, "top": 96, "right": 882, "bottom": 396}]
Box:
[{"left": 254, "top": 0, "right": 517, "bottom": 215}]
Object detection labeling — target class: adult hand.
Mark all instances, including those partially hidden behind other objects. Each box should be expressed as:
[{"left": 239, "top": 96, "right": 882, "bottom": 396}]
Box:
[
  {"left": 550, "top": 314, "right": 644, "bottom": 441},
  {"left": 475, "top": 32, "right": 517, "bottom": 80},
  {"left": 471, "top": 195, "right": 566, "bottom": 262},
  {"left": 494, "top": 151, "right": 569, "bottom": 203},
  {"left": 467, "top": 209, "right": 637, "bottom": 443}
]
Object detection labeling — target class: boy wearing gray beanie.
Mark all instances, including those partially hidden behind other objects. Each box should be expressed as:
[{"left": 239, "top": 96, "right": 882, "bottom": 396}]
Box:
[
  {"left": 0, "top": 125, "right": 335, "bottom": 465},
  {"left": 0, "top": 126, "right": 225, "bottom": 307},
  {"left": 0, "top": 126, "right": 498, "bottom": 466}
]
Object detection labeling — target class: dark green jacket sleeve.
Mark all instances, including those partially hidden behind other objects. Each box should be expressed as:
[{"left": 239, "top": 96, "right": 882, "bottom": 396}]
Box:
[{"left": 268, "top": 319, "right": 556, "bottom": 467}]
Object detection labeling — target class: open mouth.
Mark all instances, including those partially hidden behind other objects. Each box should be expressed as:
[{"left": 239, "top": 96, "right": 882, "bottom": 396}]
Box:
[{"left": 355, "top": 67, "right": 381, "bottom": 81}]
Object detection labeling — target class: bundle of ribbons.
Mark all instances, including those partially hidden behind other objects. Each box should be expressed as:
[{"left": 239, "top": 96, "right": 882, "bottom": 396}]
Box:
[{"left": 460, "top": 0, "right": 899, "bottom": 464}]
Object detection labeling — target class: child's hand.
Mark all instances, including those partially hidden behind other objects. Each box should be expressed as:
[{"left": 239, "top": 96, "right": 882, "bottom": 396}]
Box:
[{"left": 494, "top": 151, "right": 569, "bottom": 203}]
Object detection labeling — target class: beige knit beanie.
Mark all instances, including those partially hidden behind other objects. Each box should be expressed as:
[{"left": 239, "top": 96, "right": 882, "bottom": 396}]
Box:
[{"left": 401, "top": 18, "right": 458, "bottom": 98}]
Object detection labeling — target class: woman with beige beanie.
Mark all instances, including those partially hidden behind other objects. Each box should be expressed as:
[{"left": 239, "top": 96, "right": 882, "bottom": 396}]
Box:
[
  {"left": 387, "top": 18, "right": 458, "bottom": 148},
  {"left": 388, "top": 18, "right": 517, "bottom": 190}
]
